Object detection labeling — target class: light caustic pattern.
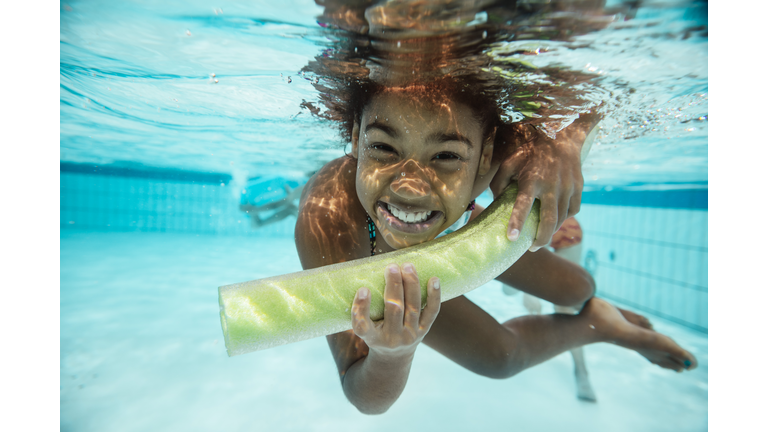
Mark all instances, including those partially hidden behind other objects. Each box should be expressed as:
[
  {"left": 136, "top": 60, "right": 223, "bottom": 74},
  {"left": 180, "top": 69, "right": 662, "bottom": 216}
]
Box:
[{"left": 219, "top": 184, "right": 538, "bottom": 356}]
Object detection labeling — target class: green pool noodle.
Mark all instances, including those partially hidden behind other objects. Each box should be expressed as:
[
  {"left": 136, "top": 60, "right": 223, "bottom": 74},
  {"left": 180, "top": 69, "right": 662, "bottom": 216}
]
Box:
[
  {"left": 218, "top": 184, "right": 535, "bottom": 356},
  {"left": 219, "top": 125, "right": 597, "bottom": 356}
]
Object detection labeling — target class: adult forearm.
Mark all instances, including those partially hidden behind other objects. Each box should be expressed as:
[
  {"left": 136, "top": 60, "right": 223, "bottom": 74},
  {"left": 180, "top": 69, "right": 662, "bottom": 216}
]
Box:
[{"left": 342, "top": 349, "right": 415, "bottom": 415}]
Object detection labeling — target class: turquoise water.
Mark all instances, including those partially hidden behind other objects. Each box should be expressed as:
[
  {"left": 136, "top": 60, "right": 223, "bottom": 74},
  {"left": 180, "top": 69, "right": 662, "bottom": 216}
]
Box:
[
  {"left": 60, "top": 1, "right": 708, "bottom": 430},
  {"left": 61, "top": 0, "right": 707, "bottom": 188}
]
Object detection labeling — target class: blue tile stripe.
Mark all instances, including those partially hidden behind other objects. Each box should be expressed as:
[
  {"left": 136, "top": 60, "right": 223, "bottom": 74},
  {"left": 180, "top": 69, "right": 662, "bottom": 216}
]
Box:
[
  {"left": 597, "top": 261, "right": 707, "bottom": 293},
  {"left": 598, "top": 293, "right": 708, "bottom": 334},
  {"left": 60, "top": 162, "right": 232, "bottom": 185},
  {"left": 589, "top": 231, "right": 708, "bottom": 252},
  {"left": 582, "top": 188, "right": 707, "bottom": 209}
]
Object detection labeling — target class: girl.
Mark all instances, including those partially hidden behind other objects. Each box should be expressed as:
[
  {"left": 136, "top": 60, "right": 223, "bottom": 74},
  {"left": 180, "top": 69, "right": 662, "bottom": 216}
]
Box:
[{"left": 294, "top": 77, "right": 697, "bottom": 414}]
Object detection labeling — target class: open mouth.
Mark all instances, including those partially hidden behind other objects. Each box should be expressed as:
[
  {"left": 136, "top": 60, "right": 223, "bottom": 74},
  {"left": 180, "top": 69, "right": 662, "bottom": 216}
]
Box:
[{"left": 377, "top": 201, "right": 443, "bottom": 234}]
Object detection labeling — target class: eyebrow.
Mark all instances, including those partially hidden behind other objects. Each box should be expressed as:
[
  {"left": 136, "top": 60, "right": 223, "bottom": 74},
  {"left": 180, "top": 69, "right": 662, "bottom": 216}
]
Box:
[
  {"left": 364, "top": 121, "right": 399, "bottom": 138},
  {"left": 365, "top": 121, "right": 474, "bottom": 148},
  {"left": 426, "top": 131, "right": 474, "bottom": 148}
]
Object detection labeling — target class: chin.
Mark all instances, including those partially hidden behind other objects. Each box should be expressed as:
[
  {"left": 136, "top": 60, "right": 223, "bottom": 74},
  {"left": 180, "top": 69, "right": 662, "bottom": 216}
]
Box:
[{"left": 381, "top": 230, "right": 434, "bottom": 250}]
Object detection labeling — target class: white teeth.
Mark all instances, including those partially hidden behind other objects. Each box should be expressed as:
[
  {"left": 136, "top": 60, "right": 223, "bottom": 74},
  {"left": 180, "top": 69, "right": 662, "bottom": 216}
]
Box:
[{"left": 387, "top": 204, "right": 432, "bottom": 224}]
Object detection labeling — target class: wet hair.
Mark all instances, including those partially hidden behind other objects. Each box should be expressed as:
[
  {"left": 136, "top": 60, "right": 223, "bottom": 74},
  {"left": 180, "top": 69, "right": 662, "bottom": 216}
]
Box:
[
  {"left": 299, "top": 21, "right": 601, "bottom": 157},
  {"left": 344, "top": 76, "right": 502, "bottom": 143}
]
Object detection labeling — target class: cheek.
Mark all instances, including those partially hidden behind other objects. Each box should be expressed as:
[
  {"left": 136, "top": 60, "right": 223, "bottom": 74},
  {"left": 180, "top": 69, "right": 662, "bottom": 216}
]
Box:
[
  {"left": 433, "top": 165, "right": 475, "bottom": 198},
  {"left": 357, "top": 169, "right": 380, "bottom": 194},
  {"left": 356, "top": 164, "right": 387, "bottom": 205}
]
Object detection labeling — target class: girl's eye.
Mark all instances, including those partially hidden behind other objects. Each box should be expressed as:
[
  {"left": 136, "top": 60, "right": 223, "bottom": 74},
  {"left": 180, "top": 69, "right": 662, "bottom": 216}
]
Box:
[
  {"left": 433, "top": 152, "right": 461, "bottom": 161},
  {"left": 371, "top": 143, "right": 396, "bottom": 153}
]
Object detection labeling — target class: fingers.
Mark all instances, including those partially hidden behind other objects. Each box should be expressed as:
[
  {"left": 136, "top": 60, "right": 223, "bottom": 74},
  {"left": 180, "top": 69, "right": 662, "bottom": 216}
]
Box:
[
  {"left": 530, "top": 195, "right": 558, "bottom": 251},
  {"left": 506, "top": 189, "right": 534, "bottom": 242},
  {"left": 558, "top": 190, "right": 572, "bottom": 229},
  {"left": 356, "top": 264, "right": 440, "bottom": 350},
  {"left": 567, "top": 186, "right": 582, "bottom": 218},
  {"left": 489, "top": 152, "right": 527, "bottom": 197},
  {"left": 419, "top": 277, "right": 441, "bottom": 332},
  {"left": 383, "top": 264, "right": 405, "bottom": 335},
  {"left": 351, "top": 287, "right": 374, "bottom": 338},
  {"left": 401, "top": 263, "right": 421, "bottom": 335}
]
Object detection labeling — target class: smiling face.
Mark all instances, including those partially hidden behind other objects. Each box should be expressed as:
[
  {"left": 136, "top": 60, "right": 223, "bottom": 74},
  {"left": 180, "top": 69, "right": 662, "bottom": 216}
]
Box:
[{"left": 351, "top": 88, "right": 494, "bottom": 249}]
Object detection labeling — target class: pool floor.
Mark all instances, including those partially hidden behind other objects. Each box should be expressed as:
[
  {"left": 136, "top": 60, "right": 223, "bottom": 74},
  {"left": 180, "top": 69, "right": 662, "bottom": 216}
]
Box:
[{"left": 61, "top": 230, "right": 708, "bottom": 432}]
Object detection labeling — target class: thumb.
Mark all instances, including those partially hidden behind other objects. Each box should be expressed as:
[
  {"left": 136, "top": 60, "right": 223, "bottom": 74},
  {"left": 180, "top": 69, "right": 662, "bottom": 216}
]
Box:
[{"left": 489, "top": 151, "right": 528, "bottom": 197}]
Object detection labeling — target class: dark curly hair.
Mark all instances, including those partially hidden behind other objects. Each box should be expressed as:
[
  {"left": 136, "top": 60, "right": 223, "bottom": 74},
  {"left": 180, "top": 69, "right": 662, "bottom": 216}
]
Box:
[{"left": 298, "top": 1, "right": 613, "bottom": 153}]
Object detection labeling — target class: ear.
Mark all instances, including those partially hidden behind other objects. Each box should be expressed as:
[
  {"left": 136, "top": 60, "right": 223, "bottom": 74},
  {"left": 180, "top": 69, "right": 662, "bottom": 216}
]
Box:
[
  {"left": 478, "top": 127, "right": 496, "bottom": 176},
  {"left": 350, "top": 121, "right": 361, "bottom": 159}
]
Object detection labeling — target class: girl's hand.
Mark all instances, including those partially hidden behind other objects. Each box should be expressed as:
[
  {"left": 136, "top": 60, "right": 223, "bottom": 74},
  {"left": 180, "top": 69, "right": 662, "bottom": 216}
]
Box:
[{"left": 351, "top": 263, "right": 441, "bottom": 357}]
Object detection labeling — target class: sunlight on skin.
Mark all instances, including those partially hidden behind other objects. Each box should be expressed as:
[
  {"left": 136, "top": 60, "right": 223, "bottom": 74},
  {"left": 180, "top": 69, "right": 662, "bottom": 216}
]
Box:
[
  {"left": 332, "top": 330, "right": 370, "bottom": 379},
  {"left": 351, "top": 89, "right": 493, "bottom": 250},
  {"left": 297, "top": 157, "right": 365, "bottom": 265}
]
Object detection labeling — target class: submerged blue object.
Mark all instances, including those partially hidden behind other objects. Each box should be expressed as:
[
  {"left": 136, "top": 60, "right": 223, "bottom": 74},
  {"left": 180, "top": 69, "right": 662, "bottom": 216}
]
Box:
[{"left": 240, "top": 176, "right": 303, "bottom": 208}]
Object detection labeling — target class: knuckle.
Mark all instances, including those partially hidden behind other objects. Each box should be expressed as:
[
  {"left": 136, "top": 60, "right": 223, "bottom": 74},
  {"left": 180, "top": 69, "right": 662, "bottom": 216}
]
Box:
[
  {"left": 570, "top": 202, "right": 581, "bottom": 214},
  {"left": 354, "top": 320, "right": 368, "bottom": 335},
  {"left": 541, "top": 214, "right": 558, "bottom": 226},
  {"left": 542, "top": 191, "right": 558, "bottom": 201}
]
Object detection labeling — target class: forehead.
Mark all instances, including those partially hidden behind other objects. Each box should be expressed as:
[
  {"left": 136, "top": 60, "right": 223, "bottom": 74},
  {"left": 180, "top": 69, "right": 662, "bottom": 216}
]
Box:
[{"left": 361, "top": 89, "right": 481, "bottom": 137}]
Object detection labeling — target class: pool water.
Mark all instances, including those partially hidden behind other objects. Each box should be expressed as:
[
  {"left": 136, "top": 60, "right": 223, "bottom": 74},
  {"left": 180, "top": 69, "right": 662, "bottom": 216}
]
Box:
[
  {"left": 60, "top": 0, "right": 708, "bottom": 430},
  {"left": 61, "top": 230, "right": 707, "bottom": 432}
]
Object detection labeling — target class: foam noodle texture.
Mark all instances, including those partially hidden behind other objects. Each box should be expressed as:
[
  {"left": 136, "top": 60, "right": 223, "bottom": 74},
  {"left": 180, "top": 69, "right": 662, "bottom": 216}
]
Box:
[
  {"left": 219, "top": 122, "right": 597, "bottom": 356},
  {"left": 219, "top": 184, "right": 539, "bottom": 356}
]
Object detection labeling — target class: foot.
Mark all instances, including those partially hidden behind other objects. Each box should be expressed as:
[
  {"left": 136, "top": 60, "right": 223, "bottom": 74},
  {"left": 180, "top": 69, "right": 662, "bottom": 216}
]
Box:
[
  {"left": 575, "top": 370, "right": 597, "bottom": 402},
  {"left": 580, "top": 298, "right": 697, "bottom": 372},
  {"left": 618, "top": 307, "right": 653, "bottom": 330}
]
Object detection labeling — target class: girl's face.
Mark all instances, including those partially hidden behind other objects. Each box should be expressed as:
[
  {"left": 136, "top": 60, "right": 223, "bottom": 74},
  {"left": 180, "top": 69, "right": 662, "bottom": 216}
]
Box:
[{"left": 352, "top": 89, "right": 493, "bottom": 249}]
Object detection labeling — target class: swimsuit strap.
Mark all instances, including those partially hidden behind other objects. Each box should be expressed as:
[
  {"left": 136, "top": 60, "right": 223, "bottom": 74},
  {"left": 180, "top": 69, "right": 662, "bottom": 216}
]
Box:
[
  {"left": 366, "top": 214, "right": 377, "bottom": 256},
  {"left": 366, "top": 200, "right": 475, "bottom": 257}
]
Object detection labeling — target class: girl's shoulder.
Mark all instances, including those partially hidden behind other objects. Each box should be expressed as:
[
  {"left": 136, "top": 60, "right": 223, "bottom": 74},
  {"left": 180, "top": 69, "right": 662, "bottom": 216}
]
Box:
[{"left": 295, "top": 156, "right": 369, "bottom": 269}]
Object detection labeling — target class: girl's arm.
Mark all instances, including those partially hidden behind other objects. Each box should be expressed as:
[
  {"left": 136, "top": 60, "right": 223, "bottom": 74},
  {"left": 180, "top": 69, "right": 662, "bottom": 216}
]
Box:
[
  {"left": 325, "top": 266, "right": 441, "bottom": 414},
  {"left": 294, "top": 157, "right": 441, "bottom": 414},
  {"left": 469, "top": 204, "right": 595, "bottom": 308}
]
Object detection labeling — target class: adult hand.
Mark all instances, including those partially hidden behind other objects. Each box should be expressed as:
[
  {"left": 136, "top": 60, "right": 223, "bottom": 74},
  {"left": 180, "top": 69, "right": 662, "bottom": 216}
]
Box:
[
  {"left": 351, "top": 263, "right": 441, "bottom": 357},
  {"left": 490, "top": 124, "right": 588, "bottom": 252}
]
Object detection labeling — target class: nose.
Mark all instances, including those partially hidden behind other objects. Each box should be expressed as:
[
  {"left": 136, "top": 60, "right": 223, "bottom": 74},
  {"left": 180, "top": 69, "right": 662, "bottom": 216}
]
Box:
[{"left": 390, "top": 160, "right": 432, "bottom": 199}]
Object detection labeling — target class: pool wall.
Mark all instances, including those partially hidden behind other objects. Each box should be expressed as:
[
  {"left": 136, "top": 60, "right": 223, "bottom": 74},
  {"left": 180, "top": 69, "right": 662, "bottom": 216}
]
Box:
[{"left": 60, "top": 163, "right": 707, "bottom": 332}]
